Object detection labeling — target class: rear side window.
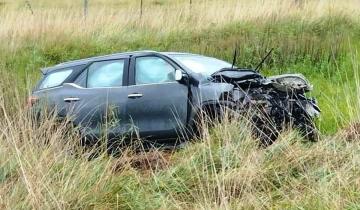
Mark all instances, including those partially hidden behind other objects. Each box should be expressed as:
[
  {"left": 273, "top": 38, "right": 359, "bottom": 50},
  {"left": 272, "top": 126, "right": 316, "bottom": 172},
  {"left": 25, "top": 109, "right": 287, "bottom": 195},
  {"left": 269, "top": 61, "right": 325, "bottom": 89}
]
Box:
[
  {"left": 87, "top": 60, "right": 124, "bottom": 88},
  {"left": 39, "top": 69, "right": 73, "bottom": 89}
]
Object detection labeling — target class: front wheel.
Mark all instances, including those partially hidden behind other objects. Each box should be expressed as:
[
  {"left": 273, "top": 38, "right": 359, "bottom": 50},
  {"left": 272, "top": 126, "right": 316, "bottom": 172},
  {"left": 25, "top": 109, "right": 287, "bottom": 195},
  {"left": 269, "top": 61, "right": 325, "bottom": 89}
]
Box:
[
  {"left": 295, "top": 117, "right": 319, "bottom": 142},
  {"left": 250, "top": 112, "right": 281, "bottom": 146}
]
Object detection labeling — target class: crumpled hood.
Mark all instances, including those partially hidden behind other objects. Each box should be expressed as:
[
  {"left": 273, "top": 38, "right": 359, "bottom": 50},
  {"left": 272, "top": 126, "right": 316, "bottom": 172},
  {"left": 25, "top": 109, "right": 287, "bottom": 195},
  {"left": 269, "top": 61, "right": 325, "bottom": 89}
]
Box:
[{"left": 211, "top": 68, "right": 263, "bottom": 82}]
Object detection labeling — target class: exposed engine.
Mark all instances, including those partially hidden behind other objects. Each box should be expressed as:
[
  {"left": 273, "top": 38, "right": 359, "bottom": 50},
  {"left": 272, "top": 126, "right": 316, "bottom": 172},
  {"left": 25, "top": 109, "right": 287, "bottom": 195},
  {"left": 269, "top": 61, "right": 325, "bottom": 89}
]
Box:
[{"left": 212, "top": 68, "right": 321, "bottom": 146}]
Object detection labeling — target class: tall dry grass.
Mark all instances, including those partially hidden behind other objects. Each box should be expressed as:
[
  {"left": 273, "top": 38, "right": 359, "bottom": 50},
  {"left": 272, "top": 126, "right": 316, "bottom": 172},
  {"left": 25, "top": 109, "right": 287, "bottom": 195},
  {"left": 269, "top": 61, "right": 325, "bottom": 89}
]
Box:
[
  {"left": 1, "top": 0, "right": 360, "bottom": 51},
  {"left": 0, "top": 0, "right": 360, "bottom": 209},
  {"left": 1, "top": 81, "right": 360, "bottom": 208}
]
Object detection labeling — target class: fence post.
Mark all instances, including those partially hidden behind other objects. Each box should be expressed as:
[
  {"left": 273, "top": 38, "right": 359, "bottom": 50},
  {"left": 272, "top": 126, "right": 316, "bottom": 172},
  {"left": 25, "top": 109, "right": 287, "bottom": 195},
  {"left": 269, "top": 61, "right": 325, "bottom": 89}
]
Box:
[
  {"left": 84, "top": 0, "right": 88, "bottom": 18},
  {"left": 189, "top": 0, "right": 192, "bottom": 15},
  {"left": 25, "top": 0, "right": 34, "bottom": 15},
  {"left": 294, "top": 0, "right": 303, "bottom": 8},
  {"left": 140, "top": 0, "right": 143, "bottom": 19}
]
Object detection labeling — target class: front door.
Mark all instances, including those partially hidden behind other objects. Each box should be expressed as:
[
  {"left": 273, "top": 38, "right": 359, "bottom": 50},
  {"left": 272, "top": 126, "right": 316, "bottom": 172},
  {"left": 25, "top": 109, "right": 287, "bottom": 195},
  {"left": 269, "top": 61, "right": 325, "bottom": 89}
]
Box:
[{"left": 126, "top": 55, "right": 189, "bottom": 139}]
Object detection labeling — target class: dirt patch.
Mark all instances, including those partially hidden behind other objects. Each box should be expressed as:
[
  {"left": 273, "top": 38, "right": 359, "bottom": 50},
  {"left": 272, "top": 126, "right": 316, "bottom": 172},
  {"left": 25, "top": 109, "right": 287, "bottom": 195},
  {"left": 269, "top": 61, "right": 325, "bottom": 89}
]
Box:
[
  {"left": 339, "top": 122, "right": 360, "bottom": 141},
  {"left": 112, "top": 150, "right": 173, "bottom": 173}
]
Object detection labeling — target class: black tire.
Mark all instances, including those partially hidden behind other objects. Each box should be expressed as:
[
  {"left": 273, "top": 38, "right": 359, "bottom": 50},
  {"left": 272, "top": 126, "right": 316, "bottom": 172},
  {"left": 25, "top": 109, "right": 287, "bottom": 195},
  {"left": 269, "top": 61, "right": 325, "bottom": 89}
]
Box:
[
  {"left": 296, "top": 119, "right": 319, "bottom": 142},
  {"left": 251, "top": 114, "right": 279, "bottom": 147},
  {"left": 190, "top": 104, "right": 224, "bottom": 139}
]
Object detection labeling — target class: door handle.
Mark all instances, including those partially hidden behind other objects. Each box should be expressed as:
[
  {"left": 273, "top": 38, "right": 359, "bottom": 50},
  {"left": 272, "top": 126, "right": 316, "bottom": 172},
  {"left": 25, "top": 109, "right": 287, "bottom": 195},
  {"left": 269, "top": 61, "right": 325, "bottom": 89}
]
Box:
[
  {"left": 128, "top": 93, "right": 143, "bottom": 99},
  {"left": 64, "top": 97, "right": 80, "bottom": 103}
]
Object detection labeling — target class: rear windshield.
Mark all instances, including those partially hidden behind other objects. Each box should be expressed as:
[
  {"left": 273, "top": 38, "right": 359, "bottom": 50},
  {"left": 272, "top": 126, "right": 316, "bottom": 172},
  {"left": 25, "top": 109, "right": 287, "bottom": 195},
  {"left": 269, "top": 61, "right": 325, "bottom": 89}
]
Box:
[{"left": 39, "top": 69, "right": 73, "bottom": 89}]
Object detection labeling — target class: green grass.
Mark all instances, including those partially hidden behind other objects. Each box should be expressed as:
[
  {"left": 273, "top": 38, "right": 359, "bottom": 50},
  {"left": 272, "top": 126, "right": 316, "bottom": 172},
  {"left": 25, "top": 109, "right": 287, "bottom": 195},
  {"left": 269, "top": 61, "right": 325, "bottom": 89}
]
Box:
[
  {"left": 1, "top": 15, "right": 359, "bottom": 133},
  {"left": 1, "top": 111, "right": 360, "bottom": 209},
  {"left": 1, "top": 4, "right": 360, "bottom": 209}
]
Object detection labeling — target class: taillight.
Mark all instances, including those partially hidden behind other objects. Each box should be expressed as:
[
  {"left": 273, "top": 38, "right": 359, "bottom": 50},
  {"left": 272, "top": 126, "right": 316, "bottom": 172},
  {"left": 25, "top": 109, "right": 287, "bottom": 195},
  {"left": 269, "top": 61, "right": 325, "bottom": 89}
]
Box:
[{"left": 27, "top": 96, "right": 38, "bottom": 107}]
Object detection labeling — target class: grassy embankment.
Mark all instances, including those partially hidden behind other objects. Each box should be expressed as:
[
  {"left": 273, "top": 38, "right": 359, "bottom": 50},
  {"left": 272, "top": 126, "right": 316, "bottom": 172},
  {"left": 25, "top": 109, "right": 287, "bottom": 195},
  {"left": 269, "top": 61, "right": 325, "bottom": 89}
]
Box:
[{"left": 0, "top": 0, "right": 360, "bottom": 209}]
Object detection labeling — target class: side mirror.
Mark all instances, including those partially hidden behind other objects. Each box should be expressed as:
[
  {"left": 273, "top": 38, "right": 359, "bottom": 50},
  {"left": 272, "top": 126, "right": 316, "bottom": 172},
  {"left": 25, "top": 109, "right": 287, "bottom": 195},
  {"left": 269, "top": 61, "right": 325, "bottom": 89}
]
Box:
[{"left": 175, "top": 69, "right": 183, "bottom": 81}]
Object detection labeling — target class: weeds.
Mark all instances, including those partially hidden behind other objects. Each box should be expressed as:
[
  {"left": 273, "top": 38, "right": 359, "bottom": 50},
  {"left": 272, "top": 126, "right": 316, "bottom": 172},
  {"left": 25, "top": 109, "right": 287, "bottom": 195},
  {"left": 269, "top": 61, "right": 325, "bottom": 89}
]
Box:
[{"left": 0, "top": 0, "right": 360, "bottom": 209}]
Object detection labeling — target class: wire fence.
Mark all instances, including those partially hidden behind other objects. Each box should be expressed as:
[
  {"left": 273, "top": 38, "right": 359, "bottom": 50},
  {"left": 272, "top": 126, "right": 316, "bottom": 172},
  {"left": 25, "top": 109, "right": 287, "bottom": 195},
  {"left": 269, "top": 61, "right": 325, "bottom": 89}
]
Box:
[{"left": 22, "top": 0, "right": 305, "bottom": 18}]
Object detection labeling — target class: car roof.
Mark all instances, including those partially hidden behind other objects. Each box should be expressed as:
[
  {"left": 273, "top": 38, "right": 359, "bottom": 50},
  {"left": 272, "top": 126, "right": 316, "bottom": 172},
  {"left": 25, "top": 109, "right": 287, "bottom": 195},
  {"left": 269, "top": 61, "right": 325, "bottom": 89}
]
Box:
[
  {"left": 40, "top": 50, "right": 200, "bottom": 74},
  {"left": 40, "top": 50, "right": 153, "bottom": 74}
]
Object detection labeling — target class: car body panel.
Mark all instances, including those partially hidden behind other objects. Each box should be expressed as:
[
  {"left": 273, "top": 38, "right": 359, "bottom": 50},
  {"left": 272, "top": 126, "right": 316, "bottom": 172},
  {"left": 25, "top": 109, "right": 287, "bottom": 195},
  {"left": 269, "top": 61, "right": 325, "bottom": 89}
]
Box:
[
  {"left": 61, "top": 83, "right": 130, "bottom": 137},
  {"left": 126, "top": 53, "right": 189, "bottom": 139},
  {"left": 32, "top": 51, "right": 240, "bottom": 141},
  {"left": 125, "top": 82, "right": 189, "bottom": 139}
]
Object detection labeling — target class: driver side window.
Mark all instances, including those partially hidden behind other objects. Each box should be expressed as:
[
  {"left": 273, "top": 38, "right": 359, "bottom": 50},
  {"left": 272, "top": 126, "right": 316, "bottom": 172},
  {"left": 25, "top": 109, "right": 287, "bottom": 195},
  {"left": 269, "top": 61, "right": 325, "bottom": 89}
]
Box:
[{"left": 135, "top": 57, "right": 175, "bottom": 85}]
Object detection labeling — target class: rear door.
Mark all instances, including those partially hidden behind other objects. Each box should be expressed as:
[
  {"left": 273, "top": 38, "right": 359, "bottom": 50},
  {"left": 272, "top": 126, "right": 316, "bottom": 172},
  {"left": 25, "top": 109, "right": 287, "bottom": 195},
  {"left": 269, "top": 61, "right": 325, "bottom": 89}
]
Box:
[
  {"left": 60, "top": 58, "right": 131, "bottom": 138},
  {"left": 126, "top": 54, "right": 189, "bottom": 139},
  {"left": 33, "top": 65, "right": 85, "bottom": 118}
]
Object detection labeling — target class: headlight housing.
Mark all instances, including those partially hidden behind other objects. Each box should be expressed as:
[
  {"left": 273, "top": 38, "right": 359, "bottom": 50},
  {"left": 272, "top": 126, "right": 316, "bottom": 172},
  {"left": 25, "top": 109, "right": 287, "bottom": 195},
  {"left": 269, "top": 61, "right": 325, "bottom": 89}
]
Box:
[{"left": 268, "top": 74, "right": 313, "bottom": 91}]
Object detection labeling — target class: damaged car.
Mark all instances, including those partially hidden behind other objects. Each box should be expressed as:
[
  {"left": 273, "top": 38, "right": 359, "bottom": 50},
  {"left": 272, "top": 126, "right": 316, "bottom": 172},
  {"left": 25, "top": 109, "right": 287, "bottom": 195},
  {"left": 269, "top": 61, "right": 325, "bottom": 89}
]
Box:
[{"left": 30, "top": 50, "right": 320, "bottom": 148}]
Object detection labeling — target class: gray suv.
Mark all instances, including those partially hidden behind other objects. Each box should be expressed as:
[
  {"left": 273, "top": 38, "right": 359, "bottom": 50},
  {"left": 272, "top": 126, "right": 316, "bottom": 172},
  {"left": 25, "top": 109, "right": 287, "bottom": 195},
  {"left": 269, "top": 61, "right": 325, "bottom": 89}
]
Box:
[{"left": 30, "top": 51, "right": 320, "bottom": 146}]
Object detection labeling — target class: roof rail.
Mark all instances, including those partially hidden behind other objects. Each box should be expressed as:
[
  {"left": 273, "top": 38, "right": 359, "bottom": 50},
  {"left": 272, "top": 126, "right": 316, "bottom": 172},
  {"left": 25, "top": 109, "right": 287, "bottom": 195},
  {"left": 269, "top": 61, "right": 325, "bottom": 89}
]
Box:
[{"left": 40, "top": 50, "right": 158, "bottom": 74}]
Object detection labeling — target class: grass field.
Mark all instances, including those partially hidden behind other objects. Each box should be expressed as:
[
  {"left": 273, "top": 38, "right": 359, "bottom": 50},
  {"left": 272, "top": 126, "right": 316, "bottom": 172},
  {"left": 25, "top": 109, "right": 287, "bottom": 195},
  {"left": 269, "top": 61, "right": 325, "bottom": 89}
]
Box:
[{"left": 0, "top": 0, "right": 360, "bottom": 209}]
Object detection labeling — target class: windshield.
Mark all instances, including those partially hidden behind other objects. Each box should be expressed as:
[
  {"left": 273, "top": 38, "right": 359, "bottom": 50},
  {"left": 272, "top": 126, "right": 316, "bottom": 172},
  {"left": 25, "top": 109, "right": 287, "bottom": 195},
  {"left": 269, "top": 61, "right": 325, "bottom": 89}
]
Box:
[{"left": 169, "top": 54, "right": 233, "bottom": 76}]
